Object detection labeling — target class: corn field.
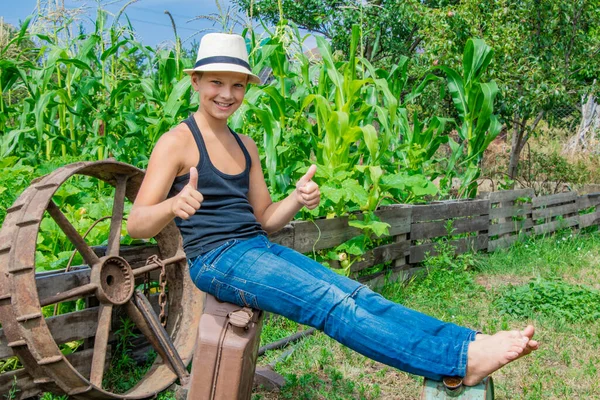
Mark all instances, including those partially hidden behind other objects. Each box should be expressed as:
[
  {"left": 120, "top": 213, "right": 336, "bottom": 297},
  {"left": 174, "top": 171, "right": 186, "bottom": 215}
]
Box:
[{"left": 1, "top": 3, "right": 504, "bottom": 220}]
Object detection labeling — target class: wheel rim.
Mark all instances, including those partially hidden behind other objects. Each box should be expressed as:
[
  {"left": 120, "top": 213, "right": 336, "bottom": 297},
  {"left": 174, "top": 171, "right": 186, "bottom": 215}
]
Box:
[{"left": 0, "top": 160, "right": 203, "bottom": 399}]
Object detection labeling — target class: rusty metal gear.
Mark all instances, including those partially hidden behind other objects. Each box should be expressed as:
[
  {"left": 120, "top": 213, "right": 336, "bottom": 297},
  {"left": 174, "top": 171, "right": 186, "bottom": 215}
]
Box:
[{"left": 0, "top": 160, "right": 203, "bottom": 399}]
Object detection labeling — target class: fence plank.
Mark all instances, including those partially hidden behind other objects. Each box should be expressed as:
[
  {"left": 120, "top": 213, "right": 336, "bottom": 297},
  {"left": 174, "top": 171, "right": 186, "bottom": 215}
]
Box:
[
  {"left": 587, "top": 192, "right": 600, "bottom": 206},
  {"left": 0, "top": 307, "right": 99, "bottom": 360},
  {"left": 412, "top": 200, "right": 489, "bottom": 222},
  {"left": 374, "top": 205, "right": 412, "bottom": 236},
  {"left": 292, "top": 207, "right": 411, "bottom": 254},
  {"left": 489, "top": 219, "right": 534, "bottom": 236},
  {"left": 409, "top": 235, "right": 488, "bottom": 264},
  {"left": 292, "top": 218, "right": 361, "bottom": 254},
  {"left": 489, "top": 204, "right": 532, "bottom": 219},
  {"left": 533, "top": 216, "right": 579, "bottom": 235},
  {"left": 93, "top": 244, "right": 161, "bottom": 267},
  {"left": 411, "top": 216, "right": 488, "bottom": 241},
  {"left": 483, "top": 189, "right": 535, "bottom": 203},
  {"left": 577, "top": 194, "right": 600, "bottom": 210},
  {"left": 579, "top": 212, "right": 600, "bottom": 228},
  {"left": 488, "top": 234, "right": 525, "bottom": 252},
  {"left": 268, "top": 224, "right": 294, "bottom": 248},
  {"left": 532, "top": 202, "right": 578, "bottom": 220},
  {"left": 350, "top": 241, "right": 410, "bottom": 273},
  {"left": 36, "top": 269, "right": 91, "bottom": 303},
  {"left": 532, "top": 192, "right": 577, "bottom": 208},
  {"left": 0, "top": 347, "right": 99, "bottom": 400}
]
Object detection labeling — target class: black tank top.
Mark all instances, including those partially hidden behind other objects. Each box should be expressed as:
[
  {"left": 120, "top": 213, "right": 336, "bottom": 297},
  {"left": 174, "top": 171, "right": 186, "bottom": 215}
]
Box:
[{"left": 167, "top": 116, "right": 265, "bottom": 259}]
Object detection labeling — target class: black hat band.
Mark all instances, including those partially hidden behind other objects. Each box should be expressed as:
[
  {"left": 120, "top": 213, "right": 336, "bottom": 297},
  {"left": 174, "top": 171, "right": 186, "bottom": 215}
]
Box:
[{"left": 194, "top": 56, "right": 251, "bottom": 71}]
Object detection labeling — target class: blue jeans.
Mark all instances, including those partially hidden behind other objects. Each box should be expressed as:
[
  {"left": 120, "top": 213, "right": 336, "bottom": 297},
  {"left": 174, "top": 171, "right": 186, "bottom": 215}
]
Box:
[{"left": 188, "top": 235, "right": 476, "bottom": 380}]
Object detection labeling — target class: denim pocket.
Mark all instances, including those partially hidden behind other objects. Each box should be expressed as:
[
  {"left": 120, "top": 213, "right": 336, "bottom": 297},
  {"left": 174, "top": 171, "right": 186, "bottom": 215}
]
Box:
[
  {"left": 201, "top": 239, "right": 238, "bottom": 267},
  {"left": 210, "top": 277, "right": 259, "bottom": 309}
]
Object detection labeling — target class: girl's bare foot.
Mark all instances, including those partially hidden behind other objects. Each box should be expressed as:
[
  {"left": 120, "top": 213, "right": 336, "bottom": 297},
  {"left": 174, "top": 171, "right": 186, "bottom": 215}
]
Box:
[
  {"left": 463, "top": 326, "right": 537, "bottom": 386},
  {"left": 475, "top": 326, "right": 538, "bottom": 352}
]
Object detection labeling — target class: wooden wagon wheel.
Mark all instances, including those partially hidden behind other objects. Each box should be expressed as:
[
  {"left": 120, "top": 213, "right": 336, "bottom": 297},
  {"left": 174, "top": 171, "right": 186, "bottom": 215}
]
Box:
[{"left": 0, "top": 160, "right": 203, "bottom": 399}]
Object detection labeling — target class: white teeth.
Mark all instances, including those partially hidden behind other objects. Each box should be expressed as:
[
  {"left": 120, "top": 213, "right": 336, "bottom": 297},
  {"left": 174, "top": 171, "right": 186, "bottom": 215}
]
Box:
[{"left": 216, "top": 102, "right": 232, "bottom": 107}]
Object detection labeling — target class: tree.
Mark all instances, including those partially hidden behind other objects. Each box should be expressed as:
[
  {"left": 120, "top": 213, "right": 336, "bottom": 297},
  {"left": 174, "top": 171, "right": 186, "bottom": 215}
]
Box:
[
  {"left": 232, "top": 0, "right": 427, "bottom": 63},
  {"left": 239, "top": 0, "right": 600, "bottom": 183},
  {"left": 420, "top": 0, "right": 600, "bottom": 181}
]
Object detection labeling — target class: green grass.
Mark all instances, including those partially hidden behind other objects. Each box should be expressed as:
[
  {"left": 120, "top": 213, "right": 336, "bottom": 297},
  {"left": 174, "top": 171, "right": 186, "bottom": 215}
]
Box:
[
  {"left": 252, "top": 230, "right": 600, "bottom": 399},
  {"left": 36, "top": 230, "right": 600, "bottom": 399}
]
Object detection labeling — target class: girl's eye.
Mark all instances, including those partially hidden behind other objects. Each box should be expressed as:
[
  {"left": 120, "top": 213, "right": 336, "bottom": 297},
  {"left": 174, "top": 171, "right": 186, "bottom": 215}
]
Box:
[
  {"left": 235, "top": 83, "right": 245, "bottom": 88},
  {"left": 211, "top": 80, "right": 222, "bottom": 85}
]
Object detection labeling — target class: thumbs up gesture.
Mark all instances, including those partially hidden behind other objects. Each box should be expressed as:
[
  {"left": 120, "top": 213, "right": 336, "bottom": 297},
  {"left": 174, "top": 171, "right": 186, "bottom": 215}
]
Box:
[
  {"left": 295, "top": 164, "right": 320, "bottom": 210},
  {"left": 172, "top": 167, "right": 204, "bottom": 219}
]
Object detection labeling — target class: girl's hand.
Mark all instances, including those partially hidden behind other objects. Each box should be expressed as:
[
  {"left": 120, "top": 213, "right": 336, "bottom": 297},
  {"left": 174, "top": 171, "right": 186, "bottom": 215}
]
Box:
[
  {"left": 172, "top": 167, "right": 204, "bottom": 219},
  {"left": 295, "top": 165, "right": 320, "bottom": 210}
]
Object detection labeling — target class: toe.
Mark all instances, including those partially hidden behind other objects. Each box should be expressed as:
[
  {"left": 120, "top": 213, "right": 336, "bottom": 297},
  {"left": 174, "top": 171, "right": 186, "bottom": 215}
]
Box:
[{"left": 522, "top": 325, "right": 535, "bottom": 339}]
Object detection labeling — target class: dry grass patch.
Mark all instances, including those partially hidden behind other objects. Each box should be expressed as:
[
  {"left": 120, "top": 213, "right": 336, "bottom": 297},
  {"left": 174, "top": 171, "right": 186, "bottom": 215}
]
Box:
[
  {"left": 563, "top": 266, "right": 600, "bottom": 290},
  {"left": 475, "top": 274, "right": 532, "bottom": 290}
]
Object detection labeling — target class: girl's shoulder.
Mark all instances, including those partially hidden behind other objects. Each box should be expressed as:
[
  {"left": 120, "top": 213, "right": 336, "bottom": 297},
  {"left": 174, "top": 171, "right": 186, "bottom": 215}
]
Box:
[
  {"left": 150, "top": 123, "right": 196, "bottom": 171},
  {"left": 235, "top": 132, "right": 258, "bottom": 151},
  {"left": 153, "top": 123, "right": 194, "bottom": 154},
  {"left": 161, "top": 122, "right": 193, "bottom": 145}
]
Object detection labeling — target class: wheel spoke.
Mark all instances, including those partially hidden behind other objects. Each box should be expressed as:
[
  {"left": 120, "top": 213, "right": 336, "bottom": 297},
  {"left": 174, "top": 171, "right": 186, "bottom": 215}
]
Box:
[
  {"left": 47, "top": 201, "right": 100, "bottom": 267},
  {"left": 107, "top": 175, "right": 128, "bottom": 257},
  {"left": 39, "top": 282, "right": 97, "bottom": 307},
  {"left": 125, "top": 291, "right": 189, "bottom": 385},
  {"left": 90, "top": 303, "right": 113, "bottom": 387}
]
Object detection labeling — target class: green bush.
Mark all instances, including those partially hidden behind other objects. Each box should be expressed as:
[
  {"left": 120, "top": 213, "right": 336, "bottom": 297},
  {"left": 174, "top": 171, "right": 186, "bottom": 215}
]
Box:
[
  {"left": 521, "top": 150, "right": 589, "bottom": 195},
  {"left": 495, "top": 279, "right": 600, "bottom": 322}
]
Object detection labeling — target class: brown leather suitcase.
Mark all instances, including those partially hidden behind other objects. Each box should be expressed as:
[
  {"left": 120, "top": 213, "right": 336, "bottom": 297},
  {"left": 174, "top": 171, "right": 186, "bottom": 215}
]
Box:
[{"left": 187, "top": 294, "right": 264, "bottom": 400}]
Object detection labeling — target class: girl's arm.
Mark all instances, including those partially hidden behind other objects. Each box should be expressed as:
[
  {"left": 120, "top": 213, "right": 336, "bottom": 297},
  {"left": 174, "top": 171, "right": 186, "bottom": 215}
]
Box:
[
  {"left": 127, "top": 131, "right": 203, "bottom": 239},
  {"left": 243, "top": 136, "right": 320, "bottom": 234}
]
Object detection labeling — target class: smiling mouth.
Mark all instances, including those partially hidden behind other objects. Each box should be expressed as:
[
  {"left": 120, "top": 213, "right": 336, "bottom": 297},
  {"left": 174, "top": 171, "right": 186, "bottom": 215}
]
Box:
[{"left": 215, "top": 101, "right": 234, "bottom": 107}]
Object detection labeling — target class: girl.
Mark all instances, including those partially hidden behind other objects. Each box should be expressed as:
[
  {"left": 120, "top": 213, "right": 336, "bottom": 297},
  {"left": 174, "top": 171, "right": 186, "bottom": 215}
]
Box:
[{"left": 127, "top": 33, "right": 538, "bottom": 386}]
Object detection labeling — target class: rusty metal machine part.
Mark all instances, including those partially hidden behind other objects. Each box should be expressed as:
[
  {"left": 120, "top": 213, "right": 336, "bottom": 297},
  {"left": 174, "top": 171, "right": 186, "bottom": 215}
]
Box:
[{"left": 0, "top": 161, "right": 203, "bottom": 399}]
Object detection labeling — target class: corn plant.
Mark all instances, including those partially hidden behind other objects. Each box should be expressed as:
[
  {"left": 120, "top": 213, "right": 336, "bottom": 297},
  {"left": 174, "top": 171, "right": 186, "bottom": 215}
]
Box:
[
  {"left": 0, "top": 7, "right": 195, "bottom": 167},
  {"left": 436, "top": 38, "right": 502, "bottom": 197},
  {"left": 396, "top": 110, "right": 453, "bottom": 177},
  {"left": 231, "top": 22, "right": 446, "bottom": 216},
  {"left": 302, "top": 25, "right": 379, "bottom": 169}
]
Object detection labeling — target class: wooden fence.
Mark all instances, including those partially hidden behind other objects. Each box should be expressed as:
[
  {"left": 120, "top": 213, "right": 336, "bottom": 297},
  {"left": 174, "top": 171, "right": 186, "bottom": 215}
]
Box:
[
  {"left": 1, "top": 188, "right": 600, "bottom": 396},
  {"left": 269, "top": 188, "right": 600, "bottom": 287}
]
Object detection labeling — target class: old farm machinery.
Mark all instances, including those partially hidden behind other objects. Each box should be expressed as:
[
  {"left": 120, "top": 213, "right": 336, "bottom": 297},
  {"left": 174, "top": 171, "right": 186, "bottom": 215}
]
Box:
[{"left": 0, "top": 160, "right": 202, "bottom": 399}]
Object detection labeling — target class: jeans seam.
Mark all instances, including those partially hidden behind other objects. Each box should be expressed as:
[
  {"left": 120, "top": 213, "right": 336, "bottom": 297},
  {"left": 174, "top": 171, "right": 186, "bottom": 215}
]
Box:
[
  {"left": 210, "top": 276, "right": 258, "bottom": 309},
  {"left": 210, "top": 239, "right": 238, "bottom": 267},
  {"left": 349, "top": 285, "right": 366, "bottom": 299},
  {"left": 458, "top": 339, "right": 470, "bottom": 376},
  {"left": 193, "top": 263, "right": 209, "bottom": 285}
]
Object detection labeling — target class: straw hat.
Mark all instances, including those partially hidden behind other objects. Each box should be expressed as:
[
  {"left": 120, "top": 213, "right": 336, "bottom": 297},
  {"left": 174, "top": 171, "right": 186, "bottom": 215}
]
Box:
[{"left": 184, "top": 33, "right": 261, "bottom": 85}]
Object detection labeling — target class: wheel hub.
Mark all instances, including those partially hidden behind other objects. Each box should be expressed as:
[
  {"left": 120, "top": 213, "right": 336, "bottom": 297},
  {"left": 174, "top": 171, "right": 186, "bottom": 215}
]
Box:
[{"left": 92, "top": 256, "right": 134, "bottom": 305}]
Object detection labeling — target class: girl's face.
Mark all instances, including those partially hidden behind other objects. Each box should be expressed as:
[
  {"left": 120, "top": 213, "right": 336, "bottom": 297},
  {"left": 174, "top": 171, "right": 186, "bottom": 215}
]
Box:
[{"left": 192, "top": 71, "right": 247, "bottom": 123}]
